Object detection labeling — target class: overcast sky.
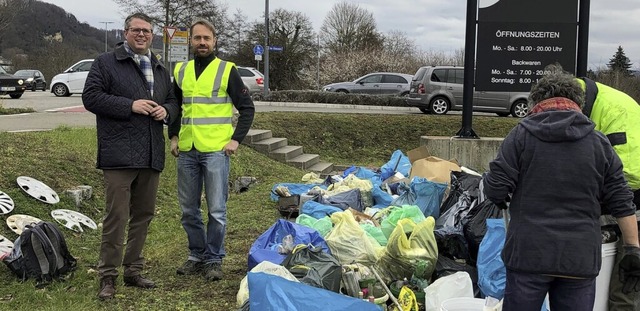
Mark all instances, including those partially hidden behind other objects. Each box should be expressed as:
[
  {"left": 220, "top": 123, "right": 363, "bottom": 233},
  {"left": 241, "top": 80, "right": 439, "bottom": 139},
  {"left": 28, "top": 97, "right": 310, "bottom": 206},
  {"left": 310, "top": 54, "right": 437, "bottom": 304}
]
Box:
[{"left": 42, "top": 0, "right": 640, "bottom": 70}]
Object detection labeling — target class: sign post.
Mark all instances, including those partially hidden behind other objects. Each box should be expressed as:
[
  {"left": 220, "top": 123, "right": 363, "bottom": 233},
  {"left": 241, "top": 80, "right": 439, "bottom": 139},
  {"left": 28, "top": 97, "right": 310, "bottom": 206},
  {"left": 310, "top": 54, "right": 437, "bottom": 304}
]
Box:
[{"left": 253, "top": 44, "right": 264, "bottom": 70}]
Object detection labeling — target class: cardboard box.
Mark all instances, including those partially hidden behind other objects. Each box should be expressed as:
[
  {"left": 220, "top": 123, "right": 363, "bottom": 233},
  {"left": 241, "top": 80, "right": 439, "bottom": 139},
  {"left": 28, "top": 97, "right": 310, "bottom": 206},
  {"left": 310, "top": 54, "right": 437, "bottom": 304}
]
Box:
[{"left": 407, "top": 146, "right": 461, "bottom": 184}]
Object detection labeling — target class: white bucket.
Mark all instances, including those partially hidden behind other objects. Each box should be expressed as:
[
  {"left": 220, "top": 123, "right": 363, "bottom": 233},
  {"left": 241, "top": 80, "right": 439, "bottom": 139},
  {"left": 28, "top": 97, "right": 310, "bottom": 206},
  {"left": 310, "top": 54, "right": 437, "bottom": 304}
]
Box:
[
  {"left": 594, "top": 240, "right": 617, "bottom": 311},
  {"left": 440, "top": 297, "right": 485, "bottom": 311}
]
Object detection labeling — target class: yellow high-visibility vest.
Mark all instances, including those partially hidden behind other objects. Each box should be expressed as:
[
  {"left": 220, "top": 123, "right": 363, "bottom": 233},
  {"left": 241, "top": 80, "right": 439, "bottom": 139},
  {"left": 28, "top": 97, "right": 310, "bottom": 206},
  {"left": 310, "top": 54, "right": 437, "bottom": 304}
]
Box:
[{"left": 174, "top": 58, "right": 234, "bottom": 152}]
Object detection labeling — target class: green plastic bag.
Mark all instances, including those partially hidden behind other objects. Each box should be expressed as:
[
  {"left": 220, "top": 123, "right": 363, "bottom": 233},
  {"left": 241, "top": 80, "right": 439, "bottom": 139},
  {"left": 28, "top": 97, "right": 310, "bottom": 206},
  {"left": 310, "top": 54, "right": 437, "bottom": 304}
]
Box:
[
  {"left": 361, "top": 223, "right": 388, "bottom": 246},
  {"left": 295, "top": 214, "right": 333, "bottom": 237},
  {"left": 380, "top": 205, "right": 426, "bottom": 239}
]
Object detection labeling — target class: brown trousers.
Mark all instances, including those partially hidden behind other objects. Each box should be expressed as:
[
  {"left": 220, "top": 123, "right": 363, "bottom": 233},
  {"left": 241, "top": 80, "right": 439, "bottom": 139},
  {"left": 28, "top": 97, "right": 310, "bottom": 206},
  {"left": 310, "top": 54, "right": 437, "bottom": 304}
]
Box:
[{"left": 98, "top": 168, "right": 159, "bottom": 278}]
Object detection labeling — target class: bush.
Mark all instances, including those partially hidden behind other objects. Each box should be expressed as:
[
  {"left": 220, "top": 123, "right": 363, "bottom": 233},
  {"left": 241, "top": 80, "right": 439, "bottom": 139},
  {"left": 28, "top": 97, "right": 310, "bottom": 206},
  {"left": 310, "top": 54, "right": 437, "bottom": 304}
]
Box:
[{"left": 264, "top": 90, "right": 407, "bottom": 107}]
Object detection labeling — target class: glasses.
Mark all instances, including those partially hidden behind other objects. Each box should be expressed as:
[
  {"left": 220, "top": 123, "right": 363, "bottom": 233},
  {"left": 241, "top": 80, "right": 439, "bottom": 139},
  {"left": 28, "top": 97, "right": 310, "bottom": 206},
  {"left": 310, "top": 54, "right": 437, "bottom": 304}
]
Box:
[{"left": 127, "top": 28, "right": 153, "bottom": 36}]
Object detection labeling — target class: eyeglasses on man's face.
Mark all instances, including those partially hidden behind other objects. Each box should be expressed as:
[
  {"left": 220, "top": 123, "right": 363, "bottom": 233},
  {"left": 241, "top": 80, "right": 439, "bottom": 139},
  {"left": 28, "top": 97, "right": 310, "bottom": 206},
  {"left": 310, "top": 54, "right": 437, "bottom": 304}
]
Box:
[{"left": 127, "top": 28, "right": 153, "bottom": 36}]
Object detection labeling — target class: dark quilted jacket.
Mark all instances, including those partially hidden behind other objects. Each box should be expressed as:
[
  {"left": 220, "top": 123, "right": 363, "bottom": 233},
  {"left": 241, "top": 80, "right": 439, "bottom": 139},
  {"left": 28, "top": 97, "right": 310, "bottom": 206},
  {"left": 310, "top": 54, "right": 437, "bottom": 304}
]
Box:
[{"left": 82, "top": 43, "right": 179, "bottom": 171}]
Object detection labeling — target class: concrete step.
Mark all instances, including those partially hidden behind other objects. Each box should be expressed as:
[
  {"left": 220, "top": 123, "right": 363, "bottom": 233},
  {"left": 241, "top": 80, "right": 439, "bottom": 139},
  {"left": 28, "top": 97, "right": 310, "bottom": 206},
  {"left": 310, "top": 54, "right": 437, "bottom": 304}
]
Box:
[
  {"left": 270, "top": 145, "right": 303, "bottom": 162},
  {"left": 307, "top": 161, "right": 334, "bottom": 174},
  {"left": 251, "top": 137, "right": 288, "bottom": 153},
  {"left": 287, "top": 153, "right": 320, "bottom": 170},
  {"left": 244, "top": 129, "right": 272, "bottom": 144}
]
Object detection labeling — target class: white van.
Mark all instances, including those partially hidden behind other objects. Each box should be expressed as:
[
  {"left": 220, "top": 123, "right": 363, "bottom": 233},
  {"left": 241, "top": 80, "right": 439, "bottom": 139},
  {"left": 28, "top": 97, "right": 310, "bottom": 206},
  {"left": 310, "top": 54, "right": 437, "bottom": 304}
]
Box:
[{"left": 50, "top": 59, "right": 94, "bottom": 97}]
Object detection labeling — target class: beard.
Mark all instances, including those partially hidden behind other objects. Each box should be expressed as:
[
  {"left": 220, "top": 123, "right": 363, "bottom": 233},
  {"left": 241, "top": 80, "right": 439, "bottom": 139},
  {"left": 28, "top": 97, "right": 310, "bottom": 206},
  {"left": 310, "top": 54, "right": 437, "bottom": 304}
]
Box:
[{"left": 192, "top": 45, "right": 213, "bottom": 57}]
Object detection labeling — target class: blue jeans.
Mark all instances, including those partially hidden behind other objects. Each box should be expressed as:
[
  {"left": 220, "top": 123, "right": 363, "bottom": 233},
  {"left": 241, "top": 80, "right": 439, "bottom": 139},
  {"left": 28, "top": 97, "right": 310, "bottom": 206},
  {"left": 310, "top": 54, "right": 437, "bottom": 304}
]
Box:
[
  {"left": 178, "top": 149, "right": 229, "bottom": 263},
  {"left": 503, "top": 269, "right": 595, "bottom": 311}
]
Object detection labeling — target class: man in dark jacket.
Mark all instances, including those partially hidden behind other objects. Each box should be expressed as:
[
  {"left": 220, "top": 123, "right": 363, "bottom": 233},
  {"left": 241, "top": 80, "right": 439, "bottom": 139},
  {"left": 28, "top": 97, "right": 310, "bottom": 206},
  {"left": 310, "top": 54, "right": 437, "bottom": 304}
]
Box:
[
  {"left": 483, "top": 69, "right": 640, "bottom": 311},
  {"left": 82, "top": 12, "right": 179, "bottom": 300}
]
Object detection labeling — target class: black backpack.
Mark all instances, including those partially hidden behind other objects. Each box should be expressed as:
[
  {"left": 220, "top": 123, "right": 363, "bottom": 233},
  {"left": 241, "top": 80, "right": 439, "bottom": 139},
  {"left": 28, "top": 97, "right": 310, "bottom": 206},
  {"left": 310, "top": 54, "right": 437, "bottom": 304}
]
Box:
[{"left": 3, "top": 221, "right": 77, "bottom": 287}]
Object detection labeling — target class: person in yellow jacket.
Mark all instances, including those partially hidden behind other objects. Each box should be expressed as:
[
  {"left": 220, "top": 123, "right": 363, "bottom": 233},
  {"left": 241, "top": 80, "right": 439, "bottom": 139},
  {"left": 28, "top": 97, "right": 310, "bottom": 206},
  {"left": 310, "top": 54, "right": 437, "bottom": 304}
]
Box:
[
  {"left": 168, "top": 18, "right": 255, "bottom": 281},
  {"left": 577, "top": 76, "right": 640, "bottom": 310}
]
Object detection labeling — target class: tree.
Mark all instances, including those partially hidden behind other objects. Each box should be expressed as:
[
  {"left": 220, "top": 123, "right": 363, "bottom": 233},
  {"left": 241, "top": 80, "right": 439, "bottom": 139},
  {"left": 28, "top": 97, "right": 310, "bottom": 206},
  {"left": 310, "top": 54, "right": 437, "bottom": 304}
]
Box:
[
  {"left": 113, "top": 0, "right": 228, "bottom": 60},
  {"left": 607, "top": 45, "right": 632, "bottom": 75},
  {"left": 220, "top": 8, "right": 249, "bottom": 59},
  {"left": 238, "top": 9, "right": 317, "bottom": 90},
  {"left": 320, "top": 2, "right": 382, "bottom": 54},
  {"left": 0, "top": 0, "right": 32, "bottom": 33}
]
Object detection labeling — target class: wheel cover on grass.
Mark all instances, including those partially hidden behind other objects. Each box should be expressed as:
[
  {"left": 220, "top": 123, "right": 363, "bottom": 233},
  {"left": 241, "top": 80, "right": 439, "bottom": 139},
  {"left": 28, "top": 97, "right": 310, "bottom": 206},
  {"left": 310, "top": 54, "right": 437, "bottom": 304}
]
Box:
[
  {"left": 6, "top": 214, "right": 43, "bottom": 235},
  {"left": 51, "top": 209, "right": 97, "bottom": 233},
  {"left": 0, "top": 190, "right": 15, "bottom": 215},
  {"left": 16, "top": 176, "right": 59, "bottom": 204}
]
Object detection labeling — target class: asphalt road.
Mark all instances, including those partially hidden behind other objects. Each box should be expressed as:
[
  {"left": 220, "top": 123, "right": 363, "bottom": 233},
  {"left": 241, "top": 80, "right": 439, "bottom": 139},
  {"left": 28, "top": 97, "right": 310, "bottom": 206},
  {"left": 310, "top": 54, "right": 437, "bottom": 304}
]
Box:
[{"left": 0, "top": 91, "right": 424, "bottom": 132}]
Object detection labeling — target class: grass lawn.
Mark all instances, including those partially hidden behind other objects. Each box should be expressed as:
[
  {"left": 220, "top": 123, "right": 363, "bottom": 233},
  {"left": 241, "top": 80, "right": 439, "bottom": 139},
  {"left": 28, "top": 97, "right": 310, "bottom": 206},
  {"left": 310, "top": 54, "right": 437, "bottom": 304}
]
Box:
[{"left": 0, "top": 112, "right": 518, "bottom": 310}]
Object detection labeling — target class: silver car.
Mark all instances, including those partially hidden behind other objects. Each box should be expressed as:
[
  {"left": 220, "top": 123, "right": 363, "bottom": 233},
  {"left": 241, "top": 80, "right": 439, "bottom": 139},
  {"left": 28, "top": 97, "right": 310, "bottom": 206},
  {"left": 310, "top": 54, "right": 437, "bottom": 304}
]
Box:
[
  {"left": 322, "top": 72, "right": 412, "bottom": 96},
  {"left": 405, "top": 66, "right": 530, "bottom": 117},
  {"left": 237, "top": 66, "right": 264, "bottom": 95}
]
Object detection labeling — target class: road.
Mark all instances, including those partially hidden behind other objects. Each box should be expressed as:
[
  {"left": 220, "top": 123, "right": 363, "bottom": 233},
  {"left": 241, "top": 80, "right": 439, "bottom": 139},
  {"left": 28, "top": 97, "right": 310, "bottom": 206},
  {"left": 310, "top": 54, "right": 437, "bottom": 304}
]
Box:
[{"left": 0, "top": 91, "right": 424, "bottom": 132}]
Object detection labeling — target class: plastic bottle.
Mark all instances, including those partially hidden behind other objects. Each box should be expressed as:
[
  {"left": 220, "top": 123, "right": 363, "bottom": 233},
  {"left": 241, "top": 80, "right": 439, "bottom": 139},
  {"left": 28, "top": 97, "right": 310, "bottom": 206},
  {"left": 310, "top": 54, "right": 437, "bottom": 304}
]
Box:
[{"left": 281, "top": 234, "right": 294, "bottom": 254}]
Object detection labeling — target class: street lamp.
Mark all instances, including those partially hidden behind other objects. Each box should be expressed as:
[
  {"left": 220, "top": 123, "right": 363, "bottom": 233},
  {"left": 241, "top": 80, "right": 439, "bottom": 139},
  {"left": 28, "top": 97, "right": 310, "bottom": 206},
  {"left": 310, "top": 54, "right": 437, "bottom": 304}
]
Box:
[{"left": 100, "top": 21, "right": 114, "bottom": 53}]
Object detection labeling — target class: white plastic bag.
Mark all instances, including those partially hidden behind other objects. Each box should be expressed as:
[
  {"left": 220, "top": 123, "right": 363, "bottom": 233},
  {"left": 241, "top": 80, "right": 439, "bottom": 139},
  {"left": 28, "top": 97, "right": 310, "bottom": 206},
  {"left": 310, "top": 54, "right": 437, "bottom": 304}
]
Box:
[
  {"left": 424, "top": 271, "right": 474, "bottom": 311},
  {"left": 236, "top": 261, "right": 299, "bottom": 307}
]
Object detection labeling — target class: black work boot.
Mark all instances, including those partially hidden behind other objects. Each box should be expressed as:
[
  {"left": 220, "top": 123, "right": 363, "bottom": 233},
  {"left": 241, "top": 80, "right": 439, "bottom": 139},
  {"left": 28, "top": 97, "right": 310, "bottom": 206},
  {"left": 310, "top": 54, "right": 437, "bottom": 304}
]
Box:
[
  {"left": 176, "top": 259, "right": 204, "bottom": 275},
  {"left": 97, "top": 276, "right": 116, "bottom": 300},
  {"left": 123, "top": 275, "right": 156, "bottom": 289}
]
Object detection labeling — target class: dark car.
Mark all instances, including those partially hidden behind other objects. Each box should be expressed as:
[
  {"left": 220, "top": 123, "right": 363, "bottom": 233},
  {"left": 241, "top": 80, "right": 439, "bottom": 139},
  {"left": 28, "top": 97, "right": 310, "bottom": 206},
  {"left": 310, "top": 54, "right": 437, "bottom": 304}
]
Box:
[
  {"left": 13, "top": 69, "right": 47, "bottom": 91},
  {"left": 0, "top": 66, "right": 26, "bottom": 99}
]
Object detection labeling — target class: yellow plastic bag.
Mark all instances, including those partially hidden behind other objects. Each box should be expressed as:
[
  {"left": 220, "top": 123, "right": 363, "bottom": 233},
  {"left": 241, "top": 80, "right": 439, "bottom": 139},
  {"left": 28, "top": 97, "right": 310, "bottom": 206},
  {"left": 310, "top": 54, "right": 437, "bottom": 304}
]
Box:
[
  {"left": 324, "top": 211, "right": 383, "bottom": 265},
  {"left": 376, "top": 217, "right": 438, "bottom": 283},
  {"left": 392, "top": 285, "right": 419, "bottom": 311}
]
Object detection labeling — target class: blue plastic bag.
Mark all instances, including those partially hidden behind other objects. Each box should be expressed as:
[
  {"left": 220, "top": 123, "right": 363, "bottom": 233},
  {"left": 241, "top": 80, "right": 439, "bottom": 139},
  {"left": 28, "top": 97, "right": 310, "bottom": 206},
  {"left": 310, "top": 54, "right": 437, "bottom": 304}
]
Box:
[
  {"left": 301, "top": 200, "right": 342, "bottom": 219},
  {"left": 248, "top": 219, "right": 330, "bottom": 270},
  {"left": 477, "top": 218, "right": 506, "bottom": 299},
  {"left": 249, "top": 272, "right": 381, "bottom": 311},
  {"left": 380, "top": 150, "right": 411, "bottom": 181},
  {"left": 391, "top": 177, "right": 447, "bottom": 218}
]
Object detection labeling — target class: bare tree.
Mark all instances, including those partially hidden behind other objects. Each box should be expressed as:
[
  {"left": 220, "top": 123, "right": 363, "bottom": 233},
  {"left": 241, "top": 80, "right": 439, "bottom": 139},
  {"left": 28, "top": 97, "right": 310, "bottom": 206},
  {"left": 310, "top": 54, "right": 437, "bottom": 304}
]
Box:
[
  {"left": 113, "top": 0, "right": 227, "bottom": 60},
  {"left": 320, "top": 1, "right": 382, "bottom": 54},
  {"left": 0, "top": 0, "right": 32, "bottom": 33},
  {"left": 220, "top": 8, "right": 249, "bottom": 58}
]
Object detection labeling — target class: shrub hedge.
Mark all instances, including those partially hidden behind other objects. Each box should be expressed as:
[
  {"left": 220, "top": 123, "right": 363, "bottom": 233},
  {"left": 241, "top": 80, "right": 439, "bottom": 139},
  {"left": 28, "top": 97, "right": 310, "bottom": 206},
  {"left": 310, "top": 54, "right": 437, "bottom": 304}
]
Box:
[{"left": 260, "top": 90, "right": 408, "bottom": 107}]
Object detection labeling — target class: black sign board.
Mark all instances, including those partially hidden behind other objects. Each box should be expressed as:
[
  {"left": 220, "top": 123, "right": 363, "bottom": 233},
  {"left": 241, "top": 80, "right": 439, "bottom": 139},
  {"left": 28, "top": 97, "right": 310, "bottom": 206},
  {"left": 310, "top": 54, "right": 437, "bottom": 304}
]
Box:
[{"left": 475, "top": 0, "right": 579, "bottom": 92}]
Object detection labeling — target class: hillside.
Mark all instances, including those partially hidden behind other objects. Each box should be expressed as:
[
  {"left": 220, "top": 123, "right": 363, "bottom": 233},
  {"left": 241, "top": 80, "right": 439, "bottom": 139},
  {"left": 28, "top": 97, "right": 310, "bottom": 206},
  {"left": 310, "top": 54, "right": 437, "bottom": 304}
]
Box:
[{"left": 0, "top": 1, "right": 166, "bottom": 85}]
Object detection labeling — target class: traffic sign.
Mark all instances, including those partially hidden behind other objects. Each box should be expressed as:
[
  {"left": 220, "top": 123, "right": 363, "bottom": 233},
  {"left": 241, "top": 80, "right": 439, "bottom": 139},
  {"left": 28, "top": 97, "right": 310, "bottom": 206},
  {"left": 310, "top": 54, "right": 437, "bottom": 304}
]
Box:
[
  {"left": 255, "top": 55, "right": 262, "bottom": 61},
  {"left": 269, "top": 46, "right": 284, "bottom": 52},
  {"left": 253, "top": 45, "right": 264, "bottom": 55},
  {"left": 165, "top": 26, "right": 177, "bottom": 39}
]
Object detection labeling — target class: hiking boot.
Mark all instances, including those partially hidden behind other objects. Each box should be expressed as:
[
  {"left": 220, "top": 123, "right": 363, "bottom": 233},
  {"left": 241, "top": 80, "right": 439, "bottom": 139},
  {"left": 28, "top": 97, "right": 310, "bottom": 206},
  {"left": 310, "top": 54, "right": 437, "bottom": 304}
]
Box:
[
  {"left": 97, "top": 276, "right": 116, "bottom": 300},
  {"left": 176, "top": 259, "right": 204, "bottom": 275},
  {"left": 123, "top": 275, "right": 156, "bottom": 289},
  {"left": 202, "top": 262, "right": 223, "bottom": 281}
]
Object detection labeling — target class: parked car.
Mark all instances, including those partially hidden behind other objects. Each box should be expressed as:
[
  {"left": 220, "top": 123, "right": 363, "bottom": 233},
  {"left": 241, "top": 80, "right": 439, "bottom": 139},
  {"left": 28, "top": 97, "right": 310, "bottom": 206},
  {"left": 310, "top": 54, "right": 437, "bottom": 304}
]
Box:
[
  {"left": 322, "top": 72, "right": 413, "bottom": 96},
  {"left": 0, "top": 66, "right": 26, "bottom": 99},
  {"left": 14, "top": 69, "right": 47, "bottom": 91},
  {"left": 51, "top": 59, "right": 94, "bottom": 97},
  {"left": 237, "top": 66, "right": 264, "bottom": 94},
  {"left": 405, "top": 66, "right": 530, "bottom": 117}
]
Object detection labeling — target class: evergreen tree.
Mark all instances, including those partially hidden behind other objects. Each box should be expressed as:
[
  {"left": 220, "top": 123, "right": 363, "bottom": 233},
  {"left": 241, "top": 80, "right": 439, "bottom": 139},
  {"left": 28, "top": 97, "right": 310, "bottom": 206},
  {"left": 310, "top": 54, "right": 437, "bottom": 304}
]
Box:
[{"left": 607, "top": 45, "right": 632, "bottom": 75}]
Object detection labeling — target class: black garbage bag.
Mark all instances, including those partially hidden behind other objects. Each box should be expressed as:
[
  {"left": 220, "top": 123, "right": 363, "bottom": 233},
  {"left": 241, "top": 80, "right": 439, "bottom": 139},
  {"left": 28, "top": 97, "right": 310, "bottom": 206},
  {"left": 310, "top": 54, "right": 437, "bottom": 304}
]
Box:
[
  {"left": 281, "top": 245, "right": 342, "bottom": 293},
  {"left": 436, "top": 191, "right": 475, "bottom": 232},
  {"left": 434, "top": 254, "right": 481, "bottom": 298},
  {"left": 440, "top": 173, "right": 462, "bottom": 215},
  {"left": 454, "top": 171, "right": 482, "bottom": 195},
  {"left": 463, "top": 199, "right": 503, "bottom": 264},
  {"left": 435, "top": 229, "right": 471, "bottom": 262}
]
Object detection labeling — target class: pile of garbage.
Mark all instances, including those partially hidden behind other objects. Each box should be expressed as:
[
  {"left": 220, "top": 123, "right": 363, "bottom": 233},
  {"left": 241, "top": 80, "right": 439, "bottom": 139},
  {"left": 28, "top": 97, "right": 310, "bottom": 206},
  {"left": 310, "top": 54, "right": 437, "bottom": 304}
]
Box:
[{"left": 237, "top": 148, "right": 522, "bottom": 311}]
